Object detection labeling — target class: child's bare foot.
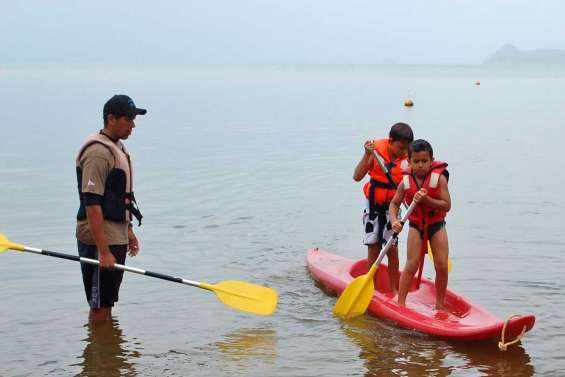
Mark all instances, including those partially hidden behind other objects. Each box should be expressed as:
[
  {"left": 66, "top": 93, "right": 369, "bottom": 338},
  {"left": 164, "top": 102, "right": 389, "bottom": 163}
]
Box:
[
  {"left": 434, "top": 310, "right": 449, "bottom": 320},
  {"left": 434, "top": 304, "right": 449, "bottom": 319}
]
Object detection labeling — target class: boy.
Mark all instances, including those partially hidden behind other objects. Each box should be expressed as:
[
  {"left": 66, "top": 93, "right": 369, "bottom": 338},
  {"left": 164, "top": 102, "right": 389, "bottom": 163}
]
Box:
[
  {"left": 389, "top": 139, "right": 451, "bottom": 310},
  {"left": 353, "top": 122, "right": 413, "bottom": 294}
]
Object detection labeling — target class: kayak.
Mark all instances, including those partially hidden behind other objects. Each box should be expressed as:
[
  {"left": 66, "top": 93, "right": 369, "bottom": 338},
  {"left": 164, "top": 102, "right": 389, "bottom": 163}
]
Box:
[{"left": 306, "top": 248, "right": 535, "bottom": 342}]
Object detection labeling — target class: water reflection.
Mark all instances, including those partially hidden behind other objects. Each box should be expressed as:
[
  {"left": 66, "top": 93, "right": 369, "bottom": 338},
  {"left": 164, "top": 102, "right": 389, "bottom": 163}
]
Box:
[
  {"left": 341, "top": 317, "right": 534, "bottom": 377},
  {"left": 74, "top": 319, "right": 140, "bottom": 377},
  {"left": 212, "top": 328, "right": 277, "bottom": 366},
  {"left": 448, "top": 341, "right": 534, "bottom": 377}
]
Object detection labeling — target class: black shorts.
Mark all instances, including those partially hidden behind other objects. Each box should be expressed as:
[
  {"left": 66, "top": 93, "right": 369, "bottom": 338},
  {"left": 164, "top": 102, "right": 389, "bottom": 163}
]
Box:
[
  {"left": 409, "top": 220, "right": 446, "bottom": 240},
  {"left": 77, "top": 240, "right": 127, "bottom": 309}
]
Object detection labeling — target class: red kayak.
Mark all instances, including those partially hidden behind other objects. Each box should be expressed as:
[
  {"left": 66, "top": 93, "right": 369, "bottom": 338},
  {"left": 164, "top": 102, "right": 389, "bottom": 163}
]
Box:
[{"left": 307, "top": 248, "right": 535, "bottom": 342}]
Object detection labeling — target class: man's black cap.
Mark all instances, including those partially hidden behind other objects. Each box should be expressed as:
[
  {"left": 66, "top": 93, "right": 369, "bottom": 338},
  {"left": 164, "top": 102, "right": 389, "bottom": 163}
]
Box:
[{"left": 103, "top": 95, "right": 147, "bottom": 120}]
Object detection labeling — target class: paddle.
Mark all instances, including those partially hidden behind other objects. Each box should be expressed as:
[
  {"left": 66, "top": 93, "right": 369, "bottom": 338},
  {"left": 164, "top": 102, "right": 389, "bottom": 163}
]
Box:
[
  {"left": 0, "top": 233, "right": 277, "bottom": 316},
  {"left": 372, "top": 150, "right": 452, "bottom": 272},
  {"left": 333, "top": 200, "right": 418, "bottom": 319}
]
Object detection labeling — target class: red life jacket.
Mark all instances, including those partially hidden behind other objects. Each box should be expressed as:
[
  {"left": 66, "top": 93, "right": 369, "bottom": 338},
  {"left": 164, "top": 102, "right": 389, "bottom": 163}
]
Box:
[
  {"left": 403, "top": 160, "right": 449, "bottom": 230},
  {"left": 362, "top": 139, "right": 409, "bottom": 207}
]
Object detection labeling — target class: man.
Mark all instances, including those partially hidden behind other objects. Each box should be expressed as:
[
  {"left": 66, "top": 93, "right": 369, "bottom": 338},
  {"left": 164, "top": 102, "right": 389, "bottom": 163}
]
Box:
[{"left": 76, "top": 94, "right": 146, "bottom": 320}]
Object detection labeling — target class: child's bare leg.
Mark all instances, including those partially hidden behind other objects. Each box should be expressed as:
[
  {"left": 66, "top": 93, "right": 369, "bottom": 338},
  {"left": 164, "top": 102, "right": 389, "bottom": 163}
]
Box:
[
  {"left": 397, "top": 228, "right": 422, "bottom": 307},
  {"left": 430, "top": 227, "right": 449, "bottom": 310},
  {"left": 367, "top": 244, "right": 380, "bottom": 269},
  {"left": 387, "top": 245, "right": 399, "bottom": 294}
]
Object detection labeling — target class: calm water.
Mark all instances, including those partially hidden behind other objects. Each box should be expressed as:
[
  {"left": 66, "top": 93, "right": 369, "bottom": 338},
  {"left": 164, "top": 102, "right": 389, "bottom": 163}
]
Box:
[{"left": 1, "top": 64, "right": 564, "bottom": 376}]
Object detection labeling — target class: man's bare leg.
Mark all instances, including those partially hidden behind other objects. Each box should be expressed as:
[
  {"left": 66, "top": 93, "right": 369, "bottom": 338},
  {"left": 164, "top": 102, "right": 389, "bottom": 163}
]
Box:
[{"left": 89, "top": 308, "right": 112, "bottom": 321}]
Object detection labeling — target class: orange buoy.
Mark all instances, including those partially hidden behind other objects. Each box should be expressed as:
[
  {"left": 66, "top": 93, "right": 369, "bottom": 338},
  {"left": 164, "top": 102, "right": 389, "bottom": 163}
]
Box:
[{"left": 404, "top": 99, "right": 414, "bottom": 107}]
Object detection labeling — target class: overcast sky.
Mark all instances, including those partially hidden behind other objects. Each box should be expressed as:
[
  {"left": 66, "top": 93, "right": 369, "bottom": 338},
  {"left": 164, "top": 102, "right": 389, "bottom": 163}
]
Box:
[{"left": 2, "top": 0, "right": 564, "bottom": 65}]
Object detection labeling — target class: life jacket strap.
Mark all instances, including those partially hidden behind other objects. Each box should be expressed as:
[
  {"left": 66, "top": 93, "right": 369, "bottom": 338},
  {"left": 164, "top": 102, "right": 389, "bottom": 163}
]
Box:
[
  {"left": 403, "top": 175, "right": 410, "bottom": 189},
  {"left": 368, "top": 179, "right": 391, "bottom": 220},
  {"left": 429, "top": 172, "right": 440, "bottom": 188},
  {"left": 125, "top": 193, "right": 143, "bottom": 226},
  {"left": 369, "top": 178, "right": 395, "bottom": 190}
]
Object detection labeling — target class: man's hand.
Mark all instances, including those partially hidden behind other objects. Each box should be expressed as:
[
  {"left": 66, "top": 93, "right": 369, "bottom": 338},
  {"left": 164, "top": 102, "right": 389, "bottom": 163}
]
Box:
[
  {"left": 128, "top": 227, "right": 140, "bottom": 257},
  {"left": 99, "top": 249, "right": 116, "bottom": 269}
]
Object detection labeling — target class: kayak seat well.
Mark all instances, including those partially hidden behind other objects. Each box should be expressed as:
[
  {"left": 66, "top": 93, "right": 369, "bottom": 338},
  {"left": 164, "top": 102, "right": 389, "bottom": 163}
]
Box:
[
  {"left": 349, "top": 259, "right": 472, "bottom": 317},
  {"left": 350, "top": 259, "right": 399, "bottom": 294}
]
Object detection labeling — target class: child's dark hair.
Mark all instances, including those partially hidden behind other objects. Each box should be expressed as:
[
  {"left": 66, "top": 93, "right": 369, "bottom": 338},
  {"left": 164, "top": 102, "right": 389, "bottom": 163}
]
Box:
[
  {"left": 409, "top": 139, "right": 434, "bottom": 158},
  {"left": 389, "top": 122, "right": 414, "bottom": 143}
]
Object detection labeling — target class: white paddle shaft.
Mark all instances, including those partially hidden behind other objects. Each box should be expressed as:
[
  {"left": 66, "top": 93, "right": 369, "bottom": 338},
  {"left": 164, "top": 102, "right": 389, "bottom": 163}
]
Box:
[{"left": 372, "top": 200, "right": 417, "bottom": 267}]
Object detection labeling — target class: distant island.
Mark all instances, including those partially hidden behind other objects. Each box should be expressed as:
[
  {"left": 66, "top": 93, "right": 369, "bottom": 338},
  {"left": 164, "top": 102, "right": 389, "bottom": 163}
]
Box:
[{"left": 484, "top": 44, "right": 565, "bottom": 64}]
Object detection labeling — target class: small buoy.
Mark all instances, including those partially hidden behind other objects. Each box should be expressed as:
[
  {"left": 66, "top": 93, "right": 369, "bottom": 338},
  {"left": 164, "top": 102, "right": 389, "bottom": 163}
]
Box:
[
  {"left": 404, "top": 99, "right": 414, "bottom": 107},
  {"left": 475, "top": 81, "right": 481, "bottom": 86}
]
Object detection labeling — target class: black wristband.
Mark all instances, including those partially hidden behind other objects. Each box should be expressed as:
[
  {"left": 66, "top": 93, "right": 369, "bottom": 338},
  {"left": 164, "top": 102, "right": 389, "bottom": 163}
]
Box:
[{"left": 82, "top": 193, "right": 103, "bottom": 206}]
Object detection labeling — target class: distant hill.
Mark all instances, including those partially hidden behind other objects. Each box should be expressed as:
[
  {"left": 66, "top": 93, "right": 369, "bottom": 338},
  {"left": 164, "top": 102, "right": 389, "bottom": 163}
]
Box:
[{"left": 484, "top": 44, "right": 565, "bottom": 64}]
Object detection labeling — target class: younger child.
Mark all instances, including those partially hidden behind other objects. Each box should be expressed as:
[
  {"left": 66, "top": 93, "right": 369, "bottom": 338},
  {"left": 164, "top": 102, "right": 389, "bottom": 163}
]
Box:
[{"left": 389, "top": 139, "right": 451, "bottom": 310}]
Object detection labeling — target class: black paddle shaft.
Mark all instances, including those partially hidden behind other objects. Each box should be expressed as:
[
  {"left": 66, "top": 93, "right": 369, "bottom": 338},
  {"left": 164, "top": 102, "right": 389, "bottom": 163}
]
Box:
[{"left": 29, "top": 247, "right": 187, "bottom": 285}]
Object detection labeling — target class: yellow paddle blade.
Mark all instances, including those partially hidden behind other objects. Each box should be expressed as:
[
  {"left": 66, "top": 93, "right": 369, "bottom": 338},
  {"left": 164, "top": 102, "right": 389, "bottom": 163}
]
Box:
[
  {"left": 0, "top": 234, "right": 25, "bottom": 253},
  {"left": 200, "top": 280, "right": 278, "bottom": 316},
  {"left": 427, "top": 242, "right": 452, "bottom": 272},
  {"left": 333, "top": 264, "right": 377, "bottom": 319}
]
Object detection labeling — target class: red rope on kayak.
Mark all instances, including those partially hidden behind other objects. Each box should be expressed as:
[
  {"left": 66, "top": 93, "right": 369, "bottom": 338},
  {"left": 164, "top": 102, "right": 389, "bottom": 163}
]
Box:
[{"left": 498, "top": 314, "right": 527, "bottom": 351}]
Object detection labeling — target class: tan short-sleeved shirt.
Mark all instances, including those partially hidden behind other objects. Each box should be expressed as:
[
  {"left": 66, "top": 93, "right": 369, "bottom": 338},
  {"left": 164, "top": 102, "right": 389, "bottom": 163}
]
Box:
[{"left": 76, "top": 143, "right": 129, "bottom": 245}]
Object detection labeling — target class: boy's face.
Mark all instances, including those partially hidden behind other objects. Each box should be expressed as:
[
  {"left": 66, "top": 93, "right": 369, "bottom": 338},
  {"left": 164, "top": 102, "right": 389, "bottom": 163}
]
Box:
[
  {"left": 389, "top": 140, "right": 410, "bottom": 159},
  {"left": 409, "top": 150, "right": 433, "bottom": 178}
]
